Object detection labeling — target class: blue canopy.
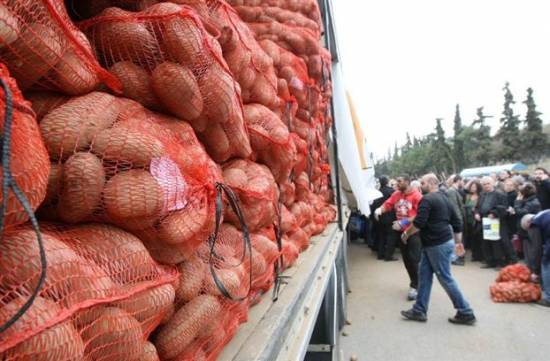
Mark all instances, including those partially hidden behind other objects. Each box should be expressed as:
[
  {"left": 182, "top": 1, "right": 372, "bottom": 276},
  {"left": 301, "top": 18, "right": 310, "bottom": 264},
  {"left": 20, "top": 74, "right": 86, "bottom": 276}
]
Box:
[{"left": 460, "top": 163, "right": 528, "bottom": 178}]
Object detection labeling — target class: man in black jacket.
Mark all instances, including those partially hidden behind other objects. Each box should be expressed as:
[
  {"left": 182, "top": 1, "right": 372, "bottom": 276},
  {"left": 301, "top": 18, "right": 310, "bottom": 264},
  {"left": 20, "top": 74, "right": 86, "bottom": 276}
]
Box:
[
  {"left": 476, "top": 176, "right": 517, "bottom": 268},
  {"left": 400, "top": 174, "right": 475, "bottom": 325},
  {"left": 534, "top": 167, "right": 550, "bottom": 210},
  {"left": 372, "top": 176, "right": 396, "bottom": 260}
]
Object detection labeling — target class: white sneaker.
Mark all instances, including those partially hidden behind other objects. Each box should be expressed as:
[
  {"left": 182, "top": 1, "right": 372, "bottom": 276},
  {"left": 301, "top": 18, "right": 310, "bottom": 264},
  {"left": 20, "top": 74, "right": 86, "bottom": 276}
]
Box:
[{"left": 407, "top": 288, "right": 417, "bottom": 301}]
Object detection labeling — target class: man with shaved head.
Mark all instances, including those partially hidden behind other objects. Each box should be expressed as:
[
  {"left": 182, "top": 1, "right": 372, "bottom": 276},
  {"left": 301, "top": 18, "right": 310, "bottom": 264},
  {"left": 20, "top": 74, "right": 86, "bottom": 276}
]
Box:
[
  {"left": 400, "top": 173, "right": 476, "bottom": 325},
  {"left": 476, "top": 176, "right": 517, "bottom": 268}
]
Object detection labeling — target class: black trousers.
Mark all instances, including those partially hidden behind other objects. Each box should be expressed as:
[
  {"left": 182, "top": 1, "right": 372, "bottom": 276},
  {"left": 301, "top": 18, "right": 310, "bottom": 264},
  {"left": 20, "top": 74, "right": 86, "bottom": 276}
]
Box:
[
  {"left": 500, "top": 222, "right": 519, "bottom": 264},
  {"left": 525, "top": 228, "right": 543, "bottom": 275},
  {"left": 482, "top": 239, "right": 504, "bottom": 266},
  {"left": 376, "top": 223, "right": 395, "bottom": 260},
  {"left": 466, "top": 221, "right": 484, "bottom": 261},
  {"left": 389, "top": 230, "right": 421, "bottom": 289}
]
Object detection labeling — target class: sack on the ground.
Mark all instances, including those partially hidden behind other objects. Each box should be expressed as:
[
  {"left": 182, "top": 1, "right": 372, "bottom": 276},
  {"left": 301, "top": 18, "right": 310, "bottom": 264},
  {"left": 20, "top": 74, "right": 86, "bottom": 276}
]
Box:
[{"left": 490, "top": 281, "right": 541, "bottom": 303}]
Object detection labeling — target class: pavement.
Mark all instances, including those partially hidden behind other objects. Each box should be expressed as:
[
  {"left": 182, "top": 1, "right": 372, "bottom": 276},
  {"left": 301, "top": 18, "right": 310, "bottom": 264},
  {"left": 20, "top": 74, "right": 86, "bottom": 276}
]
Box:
[{"left": 340, "top": 241, "right": 550, "bottom": 361}]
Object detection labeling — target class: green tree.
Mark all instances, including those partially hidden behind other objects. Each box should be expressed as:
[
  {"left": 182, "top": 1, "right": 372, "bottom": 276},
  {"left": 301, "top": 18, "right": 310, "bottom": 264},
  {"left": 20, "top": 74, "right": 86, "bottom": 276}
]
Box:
[
  {"left": 497, "top": 82, "right": 521, "bottom": 161},
  {"left": 434, "top": 118, "right": 456, "bottom": 174},
  {"left": 470, "top": 107, "right": 493, "bottom": 166},
  {"left": 521, "top": 88, "right": 548, "bottom": 162},
  {"left": 405, "top": 132, "right": 412, "bottom": 150},
  {"left": 453, "top": 104, "right": 465, "bottom": 171}
]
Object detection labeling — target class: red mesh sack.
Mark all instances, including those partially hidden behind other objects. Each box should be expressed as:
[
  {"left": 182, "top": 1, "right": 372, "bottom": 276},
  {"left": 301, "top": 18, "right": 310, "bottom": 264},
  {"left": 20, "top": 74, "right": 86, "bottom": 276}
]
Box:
[
  {"left": 243, "top": 103, "right": 297, "bottom": 183},
  {"left": 155, "top": 221, "right": 261, "bottom": 360},
  {"left": 226, "top": 0, "right": 321, "bottom": 27},
  {"left": 37, "top": 94, "right": 220, "bottom": 264},
  {"left": 0, "top": 63, "right": 50, "bottom": 229},
  {"left": 222, "top": 159, "right": 279, "bottom": 232},
  {"left": 0, "top": 1, "right": 117, "bottom": 95},
  {"left": 490, "top": 281, "right": 541, "bottom": 303},
  {"left": 0, "top": 223, "right": 178, "bottom": 359},
  {"left": 287, "top": 227, "right": 309, "bottom": 252},
  {"left": 174, "top": 0, "right": 281, "bottom": 110},
  {"left": 79, "top": 4, "right": 252, "bottom": 162},
  {"left": 281, "top": 235, "right": 299, "bottom": 269},
  {"left": 233, "top": 5, "right": 320, "bottom": 38},
  {"left": 24, "top": 91, "right": 70, "bottom": 121},
  {"left": 496, "top": 264, "right": 532, "bottom": 283},
  {"left": 279, "top": 179, "right": 296, "bottom": 207}
]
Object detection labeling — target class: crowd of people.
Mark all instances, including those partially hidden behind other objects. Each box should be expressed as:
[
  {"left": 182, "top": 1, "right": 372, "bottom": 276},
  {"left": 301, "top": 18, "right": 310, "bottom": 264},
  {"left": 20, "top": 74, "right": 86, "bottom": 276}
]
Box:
[{"left": 366, "top": 167, "right": 550, "bottom": 311}]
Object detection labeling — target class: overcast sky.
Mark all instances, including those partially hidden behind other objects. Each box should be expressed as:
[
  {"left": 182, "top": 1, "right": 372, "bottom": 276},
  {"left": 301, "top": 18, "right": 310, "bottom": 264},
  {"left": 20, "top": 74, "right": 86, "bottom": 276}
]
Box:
[{"left": 332, "top": 0, "right": 550, "bottom": 159}]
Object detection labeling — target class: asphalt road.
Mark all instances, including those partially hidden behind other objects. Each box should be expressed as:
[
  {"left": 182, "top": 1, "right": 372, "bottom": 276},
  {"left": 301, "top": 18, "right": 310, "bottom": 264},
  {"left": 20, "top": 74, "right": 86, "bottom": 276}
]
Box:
[{"left": 340, "top": 242, "right": 550, "bottom": 361}]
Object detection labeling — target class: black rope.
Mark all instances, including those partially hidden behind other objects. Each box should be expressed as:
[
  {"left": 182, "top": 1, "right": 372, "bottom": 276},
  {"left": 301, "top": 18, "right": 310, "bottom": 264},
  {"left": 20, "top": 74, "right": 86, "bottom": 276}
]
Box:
[
  {"left": 321, "top": 57, "right": 327, "bottom": 89},
  {"left": 0, "top": 77, "right": 47, "bottom": 335},
  {"left": 272, "top": 197, "right": 284, "bottom": 301},
  {"left": 208, "top": 182, "right": 252, "bottom": 301},
  {"left": 286, "top": 101, "right": 292, "bottom": 132}
]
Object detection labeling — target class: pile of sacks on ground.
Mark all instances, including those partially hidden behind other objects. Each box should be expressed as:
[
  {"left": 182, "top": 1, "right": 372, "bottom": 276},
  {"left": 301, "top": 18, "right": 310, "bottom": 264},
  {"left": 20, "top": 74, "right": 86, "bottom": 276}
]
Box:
[{"left": 490, "top": 264, "right": 541, "bottom": 303}]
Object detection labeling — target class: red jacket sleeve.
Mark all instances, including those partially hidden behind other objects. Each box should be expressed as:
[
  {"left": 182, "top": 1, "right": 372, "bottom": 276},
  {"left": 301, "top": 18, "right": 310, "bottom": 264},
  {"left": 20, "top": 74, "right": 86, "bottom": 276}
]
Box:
[{"left": 383, "top": 191, "right": 399, "bottom": 212}]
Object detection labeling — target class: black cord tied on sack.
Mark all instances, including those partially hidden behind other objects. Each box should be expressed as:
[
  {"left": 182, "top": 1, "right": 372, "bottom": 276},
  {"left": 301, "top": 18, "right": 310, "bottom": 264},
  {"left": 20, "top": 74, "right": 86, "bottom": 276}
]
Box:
[
  {"left": 0, "top": 77, "right": 47, "bottom": 335},
  {"left": 208, "top": 182, "right": 252, "bottom": 301},
  {"left": 286, "top": 101, "right": 292, "bottom": 132},
  {"left": 272, "top": 197, "right": 289, "bottom": 301}
]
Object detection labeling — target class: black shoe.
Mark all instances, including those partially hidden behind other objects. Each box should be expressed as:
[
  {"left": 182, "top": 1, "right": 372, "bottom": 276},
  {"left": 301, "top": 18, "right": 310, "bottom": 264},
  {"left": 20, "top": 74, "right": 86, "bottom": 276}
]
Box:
[
  {"left": 384, "top": 257, "right": 399, "bottom": 262},
  {"left": 377, "top": 255, "right": 384, "bottom": 260},
  {"left": 452, "top": 259, "right": 465, "bottom": 266},
  {"left": 480, "top": 264, "right": 495, "bottom": 269},
  {"left": 400, "top": 309, "right": 427, "bottom": 322},
  {"left": 448, "top": 313, "right": 476, "bottom": 325},
  {"left": 537, "top": 299, "right": 550, "bottom": 307}
]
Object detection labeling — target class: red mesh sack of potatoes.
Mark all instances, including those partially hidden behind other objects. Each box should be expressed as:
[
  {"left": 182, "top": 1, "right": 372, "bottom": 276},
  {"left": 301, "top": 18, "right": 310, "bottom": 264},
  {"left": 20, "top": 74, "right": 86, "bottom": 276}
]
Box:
[
  {"left": 0, "top": 0, "right": 118, "bottom": 95},
  {"left": 232, "top": 5, "right": 321, "bottom": 38},
  {"left": 226, "top": 0, "right": 322, "bottom": 27},
  {"left": 173, "top": 0, "right": 281, "bottom": 110},
  {"left": 222, "top": 159, "right": 279, "bottom": 232},
  {"left": 0, "top": 223, "right": 178, "bottom": 360},
  {"left": 155, "top": 221, "right": 263, "bottom": 361},
  {"left": 24, "top": 91, "right": 70, "bottom": 121},
  {"left": 0, "top": 64, "right": 50, "bottom": 230},
  {"left": 496, "top": 264, "right": 532, "bottom": 283},
  {"left": 37, "top": 94, "right": 220, "bottom": 264},
  {"left": 79, "top": 4, "right": 252, "bottom": 162},
  {"left": 243, "top": 103, "right": 297, "bottom": 183},
  {"left": 490, "top": 281, "right": 541, "bottom": 303}
]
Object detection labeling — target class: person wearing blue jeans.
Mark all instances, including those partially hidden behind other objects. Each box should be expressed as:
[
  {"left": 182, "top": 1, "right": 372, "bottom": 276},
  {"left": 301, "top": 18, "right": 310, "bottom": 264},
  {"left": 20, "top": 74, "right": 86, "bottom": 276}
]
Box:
[
  {"left": 400, "top": 174, "right": 476, "bottom": 325},
  {"left": 523, "top": 210, "right": 550, "bottom": 306}
]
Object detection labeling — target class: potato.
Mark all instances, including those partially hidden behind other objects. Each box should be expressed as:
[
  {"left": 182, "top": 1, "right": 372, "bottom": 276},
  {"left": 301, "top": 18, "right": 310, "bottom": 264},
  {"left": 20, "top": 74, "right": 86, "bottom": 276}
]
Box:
[
  {"left": 198, "top": 63, "right": 236, "bottom": 123},
  {"left": 91, "top": 7, "right": 159, "bottom": 66},
  {"left": 81, "top": 306, "right": 144, "bottom": 361},
  {"left": 92, "top": 127, "right": 165, "bottom": 168},
  {"left": 155, "top": 294, "right": 221, "bottom": 359},
  {"left": 151, "top": 61, "right": 203, "bottom": 120},
  {"left": 1, "top": 23, "right": 62, "bottom": 90},
  {"left": 204, "top": 267, "right": 242, "bottom": 297},
  {"left": 57, "top": 152, "right": 104, "bottom": 223},
  {"left": 112, "top": 284, "right": 176, "bottom": 336},
  {"left": 109, "top": 61, "right": 161, "bottom": 109},
  {"left": 162, "top": 15, "right": 205, "bottom": 69},
  {"left": 0, "top": 297, "right": 85, "bottom": 361},
  {"left": 57, "top": 223, "right": 159, "bottom": 285},
  {"left": 223, "top": 167, "right": 248, "bottom": 189},
  {"left": 140, "top": 230, "right": 195, "bottom": 265},
  {"left": 141, "top": 341, "right": 161, "bottom": 361},
  {"left": 175, "top": 257, "right": 206, "bottom": 303},
  {"left": 252, "top": 233, "right": 279, "bottom": 263},
  {"left": 40, "top": 91, "right": 120, "bottom": 160},
  {"left": 157, "top": 198, "right": 209, "bottom": 245},
  {"left": 52, "top": 31, "right": 100, "bottom": 95},
  {"left": 25, "top": 91, "right": 69, "bottom": 121},
  {"left": 0, "top": 4, "right": 19, "bottom": 49},
  {"left": 0, "top": 229, "right": 115, "bottom": 307},
  {"left": 103, "top": 170, "right": 164, "bottom": 231},
  {"left": 198, "top": 122, "right": 230, "bottom": 162}
]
